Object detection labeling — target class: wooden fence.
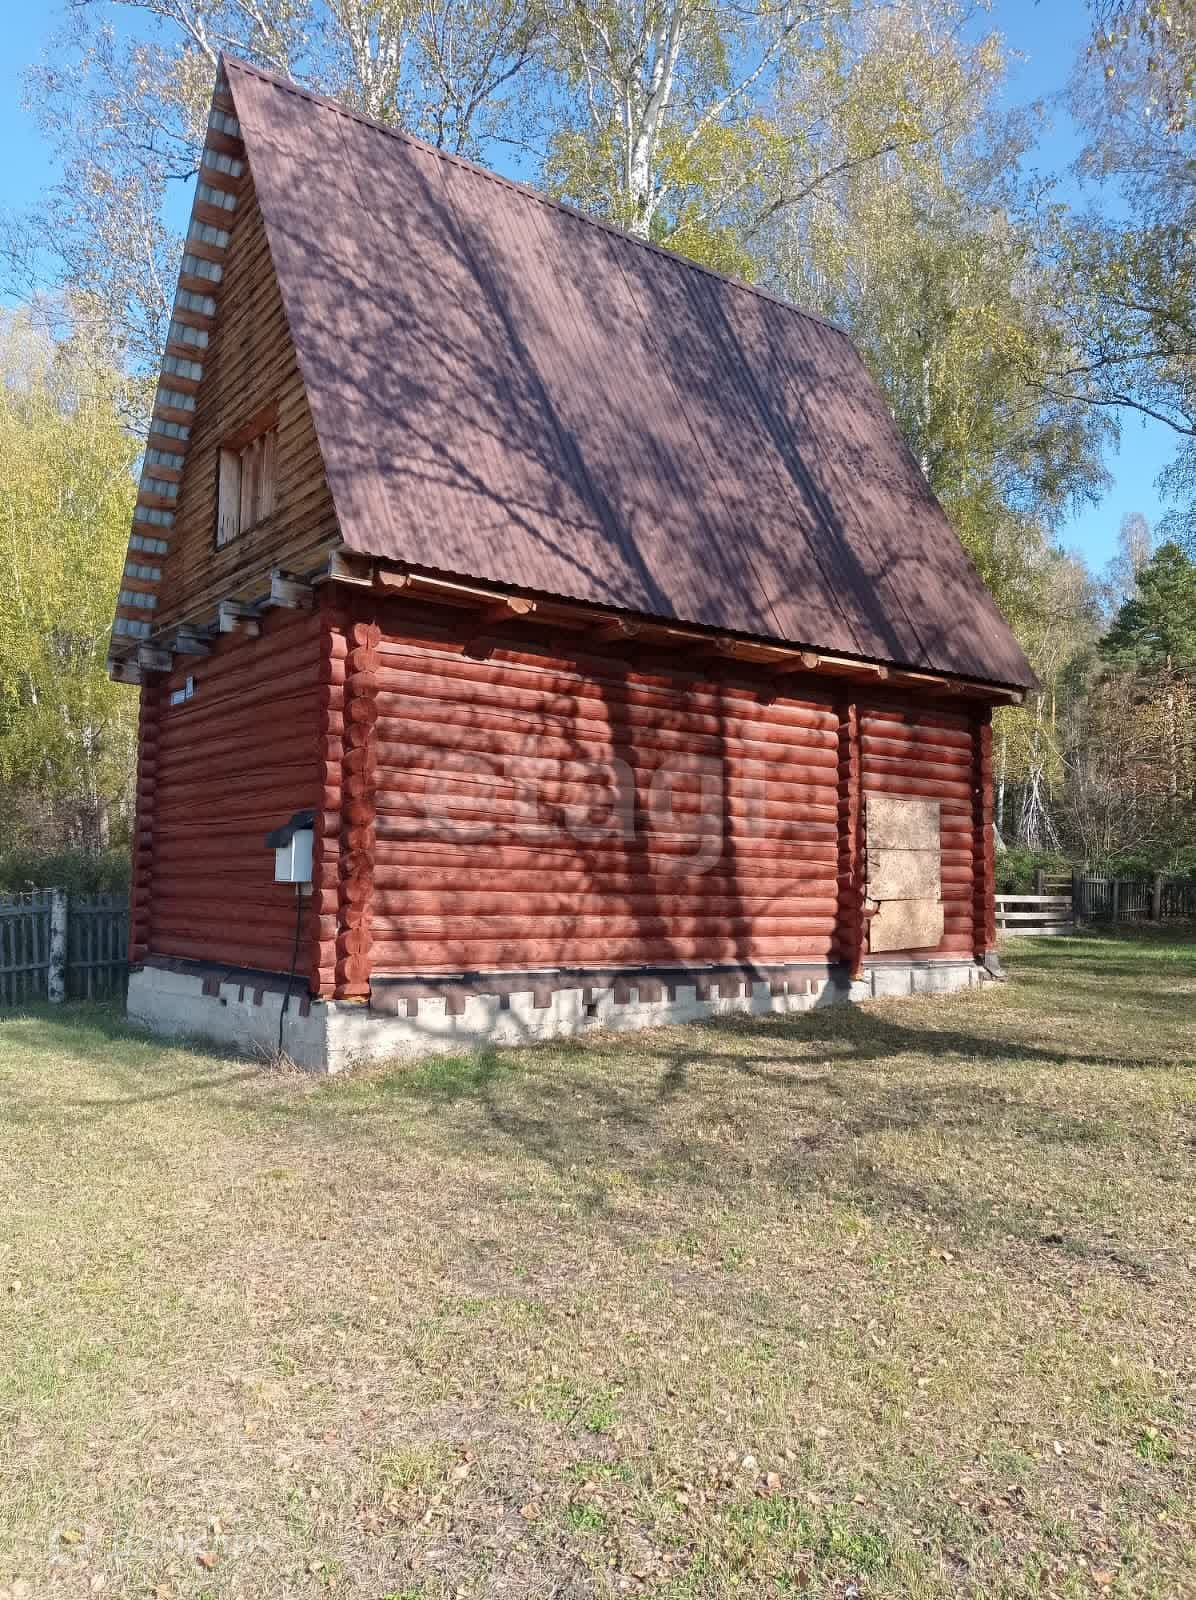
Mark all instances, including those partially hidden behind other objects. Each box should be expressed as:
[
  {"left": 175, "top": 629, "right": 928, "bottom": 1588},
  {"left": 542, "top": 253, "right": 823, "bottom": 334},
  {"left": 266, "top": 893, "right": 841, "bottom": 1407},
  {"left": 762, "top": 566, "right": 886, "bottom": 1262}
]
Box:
[
  {"left": 994, "top": 894, "right": 1075, "bottom": 937},
  {"left": 997, "top": 871, "right": 1196, "bottom": 938},
  {"left": 0, "top": 890, "right": 128, "bottom": 1007},
  {"left": 1072, "top": 873, "right": 1196, "bottom": 925}
]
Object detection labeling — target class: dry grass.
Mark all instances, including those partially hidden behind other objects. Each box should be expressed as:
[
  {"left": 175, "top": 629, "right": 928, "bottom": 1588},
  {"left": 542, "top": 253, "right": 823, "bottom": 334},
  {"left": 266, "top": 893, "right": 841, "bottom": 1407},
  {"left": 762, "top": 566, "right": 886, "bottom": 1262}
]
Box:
[{"left": 0, "top": 930, "right": 1194, "bottom": 1600}]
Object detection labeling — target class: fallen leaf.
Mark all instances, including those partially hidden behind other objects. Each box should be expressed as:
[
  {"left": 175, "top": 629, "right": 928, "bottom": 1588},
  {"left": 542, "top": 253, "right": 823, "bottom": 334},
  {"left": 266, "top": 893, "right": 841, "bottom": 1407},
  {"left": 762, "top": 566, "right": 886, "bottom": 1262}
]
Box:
[{"left": 195, "top": 1551, "right": 217, "bottom": 1571}]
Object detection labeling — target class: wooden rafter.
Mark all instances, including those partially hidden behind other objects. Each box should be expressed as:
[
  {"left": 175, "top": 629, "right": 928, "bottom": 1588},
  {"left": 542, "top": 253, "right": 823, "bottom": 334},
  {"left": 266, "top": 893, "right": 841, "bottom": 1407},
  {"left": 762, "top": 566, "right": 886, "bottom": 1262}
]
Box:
[
  {"left": 351, "top": 559, "right": 1023, "bottom": 704},
  {"left": 218, "top": 600, "right": 262, "bottom": 637},
  {"left": 266, "top": 568, "right": 315, "bottom": 609}
]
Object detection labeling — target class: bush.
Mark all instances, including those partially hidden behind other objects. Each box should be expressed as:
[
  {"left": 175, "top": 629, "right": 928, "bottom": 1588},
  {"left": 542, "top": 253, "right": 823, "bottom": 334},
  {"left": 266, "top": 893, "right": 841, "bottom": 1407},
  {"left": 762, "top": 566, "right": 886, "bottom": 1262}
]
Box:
[
  {"left": 994, "top": 845, "right": 1196, "bottom": 889},
  {"left": 993, "top": 848, "right": 1071, "bottom": 893},
  {"left": 1104, "top": 847, "right": 1196, "bottom": 882},
  {"left": 0, "top": 848, "right": 130, "bottom": 896}
]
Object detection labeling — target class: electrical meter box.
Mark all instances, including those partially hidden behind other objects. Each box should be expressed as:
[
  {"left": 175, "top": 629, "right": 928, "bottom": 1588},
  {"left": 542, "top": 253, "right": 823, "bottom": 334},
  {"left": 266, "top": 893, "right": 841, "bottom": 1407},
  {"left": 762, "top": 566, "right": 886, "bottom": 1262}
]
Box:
[
  {"left": 274, "top": 829, "right": 313, "bottom": 884},
  {"left": 264, "top": 809, "right": 315, "bottom": 886}
]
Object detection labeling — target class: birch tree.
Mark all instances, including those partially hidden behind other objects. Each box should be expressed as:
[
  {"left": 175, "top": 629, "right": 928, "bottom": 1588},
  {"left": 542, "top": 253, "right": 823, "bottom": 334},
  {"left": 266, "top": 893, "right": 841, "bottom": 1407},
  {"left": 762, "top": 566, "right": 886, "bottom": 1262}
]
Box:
[
  {"left": 540, "top": 0, "right": 1007, "bottom": 266},
  {"left": 1042, "top": 3, "right": 1196, "bottom": 546},
  {"left": 541, "top": 0, "right": 848, "bottom": 244},
  {"left": 769, "top": 5, "right": 1110, "bottom": 618},
  {"left": 0, "top": 311, "right": 139, "bottom": 851},
  {"left": 5, "top": 0, "right": 547, "bottom": 374}
]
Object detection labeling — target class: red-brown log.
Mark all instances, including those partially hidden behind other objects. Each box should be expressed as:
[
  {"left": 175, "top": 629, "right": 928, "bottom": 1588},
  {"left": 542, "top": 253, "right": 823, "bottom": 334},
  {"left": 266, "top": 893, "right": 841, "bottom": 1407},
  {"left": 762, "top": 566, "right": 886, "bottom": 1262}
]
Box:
[
  {"left": 371, "top": 935, "right": 836, "bottom": 968},
  {"left": 364, "top": 890, "right": 838, "bottom": 920},
  {"left": 369, "top": 692, "right": 841, "bottom": 764},
  {"left": 373, "top": 644, "right": 838, "bottom": 734},
  {"left": 370, "top": 862, "right": 837, "bottom": 893}
]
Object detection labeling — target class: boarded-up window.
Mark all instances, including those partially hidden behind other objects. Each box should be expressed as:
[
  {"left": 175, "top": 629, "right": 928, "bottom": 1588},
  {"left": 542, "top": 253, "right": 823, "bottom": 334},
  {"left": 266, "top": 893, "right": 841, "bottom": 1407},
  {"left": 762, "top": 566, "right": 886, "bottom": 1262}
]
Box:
[
  {"left": 866, "top": 796, "right": 944, "bottom": 952},
  {"left": 216, "top": 421, "right": 276, "bottom": 547}
]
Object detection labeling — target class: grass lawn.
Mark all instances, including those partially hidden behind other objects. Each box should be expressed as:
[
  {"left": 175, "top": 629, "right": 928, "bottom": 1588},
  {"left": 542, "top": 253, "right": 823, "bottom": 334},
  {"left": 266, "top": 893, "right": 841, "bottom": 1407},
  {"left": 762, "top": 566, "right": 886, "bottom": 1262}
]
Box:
[{"left": 0, "top": 932, "right": 1193, "bottom": 1600}]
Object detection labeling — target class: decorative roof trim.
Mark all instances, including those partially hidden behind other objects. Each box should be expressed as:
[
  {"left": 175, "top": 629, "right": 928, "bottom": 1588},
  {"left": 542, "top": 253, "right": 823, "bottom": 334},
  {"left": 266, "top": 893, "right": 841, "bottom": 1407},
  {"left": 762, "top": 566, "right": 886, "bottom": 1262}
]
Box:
[{"left": 108, "top": 69, "right": 245, "bottom": 673}]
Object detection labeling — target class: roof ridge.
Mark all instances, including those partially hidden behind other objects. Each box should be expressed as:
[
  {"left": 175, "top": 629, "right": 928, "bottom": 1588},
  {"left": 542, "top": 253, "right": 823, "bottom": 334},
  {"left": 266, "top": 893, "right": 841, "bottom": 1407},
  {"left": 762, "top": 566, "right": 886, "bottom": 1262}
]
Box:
[{"left": 219, "top": 52, "right": 851, "bottom": 341}]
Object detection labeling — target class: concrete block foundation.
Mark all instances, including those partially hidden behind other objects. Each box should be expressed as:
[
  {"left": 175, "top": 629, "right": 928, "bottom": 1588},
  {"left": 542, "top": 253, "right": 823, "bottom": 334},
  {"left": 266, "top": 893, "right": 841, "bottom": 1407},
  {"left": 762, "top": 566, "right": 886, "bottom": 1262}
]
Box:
[{"left": 127, "top": 957, "right": 988, "bottom": 1073}]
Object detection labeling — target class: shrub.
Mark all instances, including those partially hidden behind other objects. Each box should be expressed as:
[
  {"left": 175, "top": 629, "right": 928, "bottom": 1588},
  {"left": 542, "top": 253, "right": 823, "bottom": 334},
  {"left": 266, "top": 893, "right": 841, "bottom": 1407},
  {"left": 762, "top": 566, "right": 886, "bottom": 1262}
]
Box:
[
  {"left": 0, "top": 848, "right": 130, "bottom": 896},
  {"left": 993, "top": 848, "right": 1071, "bottom": 893}
]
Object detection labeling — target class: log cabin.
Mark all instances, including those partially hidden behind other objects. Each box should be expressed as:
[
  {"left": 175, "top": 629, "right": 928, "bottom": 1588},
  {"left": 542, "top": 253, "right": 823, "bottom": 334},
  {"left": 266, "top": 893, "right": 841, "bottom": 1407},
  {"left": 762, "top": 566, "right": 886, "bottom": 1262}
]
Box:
[{"left": 110, "top": 56, "right": 1036, "bottom": 1070}]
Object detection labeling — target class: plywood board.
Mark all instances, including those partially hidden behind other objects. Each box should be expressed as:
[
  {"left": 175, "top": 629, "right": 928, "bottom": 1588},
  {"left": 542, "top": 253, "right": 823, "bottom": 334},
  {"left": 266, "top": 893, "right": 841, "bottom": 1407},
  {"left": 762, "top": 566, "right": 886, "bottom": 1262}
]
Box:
[
  {"left": 866, "top": 795, "right": 940, "bottom": 851},
  {"left": 868, "top": 897, "right": 945, "bottom": 953},
  {"left": 867, "top": 847, "right": 941, "bottom": 900}
]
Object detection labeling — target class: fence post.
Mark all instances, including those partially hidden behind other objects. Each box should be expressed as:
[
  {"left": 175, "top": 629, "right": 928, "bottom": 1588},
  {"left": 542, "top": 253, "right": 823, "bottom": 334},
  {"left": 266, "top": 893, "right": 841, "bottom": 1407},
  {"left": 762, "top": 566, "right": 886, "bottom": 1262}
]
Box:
[
  {"left": 1035, "top": 866, "right": 1045, "bottom": 896},
  {"left": 48, "top": 889, "right": 68, "bottom": 1003},
  {"left": 1071, "top": 868, "right": 1082, "bottom": 927},
  {"left": 1151, "top": 872, "right": 1165, "bottom": 922},
  {"left": 1110, "top": 879, "right": 1120, "bottom": 924}
]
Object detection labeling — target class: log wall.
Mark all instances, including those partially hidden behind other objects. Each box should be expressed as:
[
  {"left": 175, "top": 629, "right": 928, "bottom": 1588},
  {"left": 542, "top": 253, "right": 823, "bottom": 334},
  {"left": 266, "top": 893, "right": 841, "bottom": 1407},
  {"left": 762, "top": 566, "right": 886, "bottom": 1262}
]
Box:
[
  {"left": 133, "top": 597, "right": 999, "bottom": 984},
  {"left": 143, "top": 606, "right": 321, "bottom": 973},
  {"left": 358, "top": 607, "right": 844, "bottom": 974},
  {"left": 858, "top": 703, "right": 978, "bottom": 958}
]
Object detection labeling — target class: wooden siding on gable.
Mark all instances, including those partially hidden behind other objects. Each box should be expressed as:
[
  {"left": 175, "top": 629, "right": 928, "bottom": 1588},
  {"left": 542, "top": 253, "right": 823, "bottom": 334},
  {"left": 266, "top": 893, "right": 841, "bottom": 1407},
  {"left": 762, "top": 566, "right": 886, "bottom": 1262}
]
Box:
[{"left": 155, "top": 169, "right": 338, "bottom": 633}]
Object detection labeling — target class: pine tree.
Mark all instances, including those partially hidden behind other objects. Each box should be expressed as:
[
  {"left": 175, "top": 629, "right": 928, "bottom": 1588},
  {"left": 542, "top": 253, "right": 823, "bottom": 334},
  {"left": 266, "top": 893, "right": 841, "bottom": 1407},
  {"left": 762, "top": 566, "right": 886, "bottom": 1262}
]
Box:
[{"left": 1100, "top": 542, "right": 1196, "bottom": 669}]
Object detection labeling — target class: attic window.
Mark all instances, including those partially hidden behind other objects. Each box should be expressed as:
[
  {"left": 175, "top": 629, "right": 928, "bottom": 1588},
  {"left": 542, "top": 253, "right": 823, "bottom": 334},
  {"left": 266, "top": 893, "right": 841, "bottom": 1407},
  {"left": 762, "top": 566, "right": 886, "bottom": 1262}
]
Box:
[{"left": 216, "top": 408, "right": 277, "bottom": 547}]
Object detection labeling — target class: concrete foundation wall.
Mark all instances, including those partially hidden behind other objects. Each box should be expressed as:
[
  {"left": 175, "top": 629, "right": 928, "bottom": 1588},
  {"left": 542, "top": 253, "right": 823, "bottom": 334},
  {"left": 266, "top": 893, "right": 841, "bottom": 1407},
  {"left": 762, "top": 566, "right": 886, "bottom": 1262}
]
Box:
[{"left": 127, "top": 959, "right": 986, "bottom": 1073}]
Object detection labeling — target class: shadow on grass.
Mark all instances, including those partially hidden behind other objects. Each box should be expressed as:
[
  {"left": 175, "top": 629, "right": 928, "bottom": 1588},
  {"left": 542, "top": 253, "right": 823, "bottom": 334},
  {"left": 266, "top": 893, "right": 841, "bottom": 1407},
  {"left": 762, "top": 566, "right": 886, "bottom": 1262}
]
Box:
[
  {"left": 0, "top": 1002, "right": 262, "bottom": 1124},
  {"left": 1, "top": 938, "right": 1191, "bottom": 1252},
  {"left": 282, "top": 1020, "right": 1172, "bottom": 1261}
]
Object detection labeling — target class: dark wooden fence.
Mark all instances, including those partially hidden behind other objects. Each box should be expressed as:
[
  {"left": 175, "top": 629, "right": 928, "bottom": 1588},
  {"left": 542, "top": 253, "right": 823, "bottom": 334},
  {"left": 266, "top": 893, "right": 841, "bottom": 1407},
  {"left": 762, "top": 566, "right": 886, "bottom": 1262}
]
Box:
[
  {"left": 1160, "top": 879, "right": 1196, "bottom": 920},
  {"left": 1071, "top": 872, "right": 1196, "bottom": 926},
  {"left": 0, "top": 891, "right": 53, "bottom": 1006},
  {"left": 0, "top": 891, "right": 128, "bottom": 1006}
]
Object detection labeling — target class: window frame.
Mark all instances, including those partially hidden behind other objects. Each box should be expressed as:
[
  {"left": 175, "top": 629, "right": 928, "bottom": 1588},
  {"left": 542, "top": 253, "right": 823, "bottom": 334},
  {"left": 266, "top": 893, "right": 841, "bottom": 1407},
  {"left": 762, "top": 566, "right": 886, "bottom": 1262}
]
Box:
[{"left": 215, "top": 401, "right": 278, "bottom": 550}]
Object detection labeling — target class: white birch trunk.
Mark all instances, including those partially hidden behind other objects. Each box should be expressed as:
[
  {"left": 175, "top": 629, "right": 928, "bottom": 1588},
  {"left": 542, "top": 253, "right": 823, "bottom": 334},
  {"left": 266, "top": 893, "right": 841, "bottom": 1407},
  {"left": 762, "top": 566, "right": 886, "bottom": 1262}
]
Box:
[{"left": 48, "top": 890, "right": 68, "bottom": 1005}]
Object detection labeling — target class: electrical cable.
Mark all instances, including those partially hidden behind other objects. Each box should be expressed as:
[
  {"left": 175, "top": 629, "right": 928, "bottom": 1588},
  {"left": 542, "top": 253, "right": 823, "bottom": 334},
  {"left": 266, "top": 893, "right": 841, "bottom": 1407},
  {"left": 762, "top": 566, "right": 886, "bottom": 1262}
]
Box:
[{"left": 279, "top": 881, "right": 303, "bottom": 1057}]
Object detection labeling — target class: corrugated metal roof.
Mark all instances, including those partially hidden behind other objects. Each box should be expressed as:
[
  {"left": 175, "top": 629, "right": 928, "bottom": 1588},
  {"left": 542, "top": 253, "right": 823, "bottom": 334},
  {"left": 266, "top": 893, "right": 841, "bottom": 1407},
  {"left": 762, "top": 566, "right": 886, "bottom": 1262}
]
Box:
[{"left": 224, "top": 56, "right": 1035, "bottom": 689}]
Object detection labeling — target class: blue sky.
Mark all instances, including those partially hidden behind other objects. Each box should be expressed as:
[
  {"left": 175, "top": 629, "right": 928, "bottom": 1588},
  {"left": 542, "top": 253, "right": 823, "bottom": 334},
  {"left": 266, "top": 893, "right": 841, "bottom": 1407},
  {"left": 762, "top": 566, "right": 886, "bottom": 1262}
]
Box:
[{"left": 0, "top": 0, "right": 1175, "bottom": 577}]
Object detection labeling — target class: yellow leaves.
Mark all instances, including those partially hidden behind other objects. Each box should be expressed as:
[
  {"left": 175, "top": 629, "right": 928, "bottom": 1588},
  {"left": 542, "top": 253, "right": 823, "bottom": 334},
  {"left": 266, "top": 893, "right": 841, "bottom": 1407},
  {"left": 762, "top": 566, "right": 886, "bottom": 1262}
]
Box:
[{"left": 0, "top": 308, "right": 138, "bottom": 818}]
